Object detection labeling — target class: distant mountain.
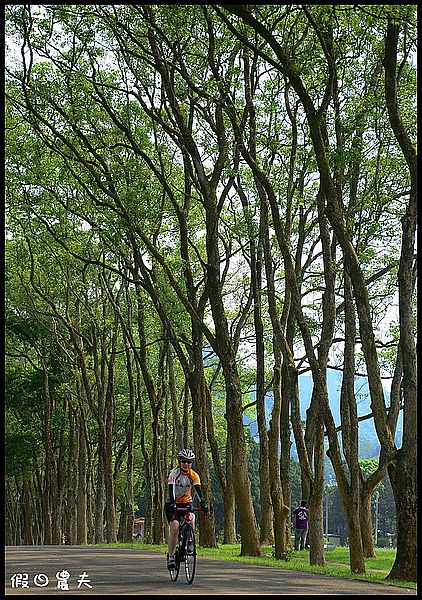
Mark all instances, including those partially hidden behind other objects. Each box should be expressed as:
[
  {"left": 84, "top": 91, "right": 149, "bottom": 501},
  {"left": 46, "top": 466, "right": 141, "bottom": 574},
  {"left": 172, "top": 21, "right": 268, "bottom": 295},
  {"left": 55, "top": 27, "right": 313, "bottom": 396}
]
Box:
[{"left": 244, "top": 368, "right": 402, "bottom": 461}]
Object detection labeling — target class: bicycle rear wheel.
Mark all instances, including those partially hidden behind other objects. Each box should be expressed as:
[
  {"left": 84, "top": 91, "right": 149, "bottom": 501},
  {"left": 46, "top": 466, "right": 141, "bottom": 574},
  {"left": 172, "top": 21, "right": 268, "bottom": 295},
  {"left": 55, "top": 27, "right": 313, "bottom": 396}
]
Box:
[
  {"left": 168, "top": 548, "right": 181, "bottom": 582},
  {"left": 183, "top": 526, "right": 196, "bottom": 584}
]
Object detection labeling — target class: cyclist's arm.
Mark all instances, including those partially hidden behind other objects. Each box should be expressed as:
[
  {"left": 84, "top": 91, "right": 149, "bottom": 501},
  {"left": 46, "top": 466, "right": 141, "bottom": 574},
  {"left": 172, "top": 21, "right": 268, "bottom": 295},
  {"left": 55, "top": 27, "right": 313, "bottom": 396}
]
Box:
[
  {"left": 194, "top": 484, "right": 208, "bottom": 513},
  {"left": 194, "top": 484, "right": 204, "bottom": 501},
  {"left": 168, "top": 484, "right": 176, "bottom": 505}
]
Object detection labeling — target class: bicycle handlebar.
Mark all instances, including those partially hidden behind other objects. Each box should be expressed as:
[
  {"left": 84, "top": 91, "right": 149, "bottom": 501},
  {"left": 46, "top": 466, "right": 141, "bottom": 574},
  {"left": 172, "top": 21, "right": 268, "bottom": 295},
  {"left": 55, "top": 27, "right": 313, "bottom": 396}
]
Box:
[{"left": 174, "top": 506, "right": 207, "bottom": 521}]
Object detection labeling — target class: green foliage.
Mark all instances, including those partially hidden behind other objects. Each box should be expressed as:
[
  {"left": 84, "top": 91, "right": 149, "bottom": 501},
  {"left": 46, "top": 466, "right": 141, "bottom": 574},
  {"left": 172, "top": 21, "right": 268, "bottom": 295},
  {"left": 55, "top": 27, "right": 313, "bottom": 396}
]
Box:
[
  {"left": 5, "top": 416, "right": 42, "bottom": 476},
  {"left": 5, "top": 367, "right": 45, "bottom": 417},
  {"left": 358, "top": 457, "right": 380, "bottom": 479}
]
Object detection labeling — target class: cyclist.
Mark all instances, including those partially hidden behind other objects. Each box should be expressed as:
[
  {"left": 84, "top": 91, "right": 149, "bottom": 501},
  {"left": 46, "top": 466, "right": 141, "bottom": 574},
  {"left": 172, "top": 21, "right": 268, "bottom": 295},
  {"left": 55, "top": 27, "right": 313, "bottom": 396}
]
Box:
[{"left": 165, "top": 448, "right": 208, "bottom": 571}]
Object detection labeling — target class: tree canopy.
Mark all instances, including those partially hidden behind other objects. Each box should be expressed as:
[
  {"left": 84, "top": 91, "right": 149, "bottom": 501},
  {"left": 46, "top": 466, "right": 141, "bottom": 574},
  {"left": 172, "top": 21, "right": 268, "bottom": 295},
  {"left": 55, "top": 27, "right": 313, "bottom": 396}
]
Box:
[{"left": 5, "top": 4, "right": 416, "bottom": 581}]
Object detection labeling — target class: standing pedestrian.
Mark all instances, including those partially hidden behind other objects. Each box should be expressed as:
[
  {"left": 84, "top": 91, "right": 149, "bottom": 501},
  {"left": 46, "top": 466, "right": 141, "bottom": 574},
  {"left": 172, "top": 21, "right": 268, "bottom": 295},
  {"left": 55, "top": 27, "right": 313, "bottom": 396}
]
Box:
[{"left": 293, "top": 499, "right": 309, "bottom": 550}]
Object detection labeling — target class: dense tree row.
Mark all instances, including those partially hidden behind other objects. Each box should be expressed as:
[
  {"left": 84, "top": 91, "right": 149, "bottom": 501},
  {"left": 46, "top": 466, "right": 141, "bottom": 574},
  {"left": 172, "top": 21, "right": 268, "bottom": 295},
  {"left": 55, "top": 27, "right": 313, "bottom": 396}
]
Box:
[{"left": 5, "top": 5, "right": 416, "bottom": 581}]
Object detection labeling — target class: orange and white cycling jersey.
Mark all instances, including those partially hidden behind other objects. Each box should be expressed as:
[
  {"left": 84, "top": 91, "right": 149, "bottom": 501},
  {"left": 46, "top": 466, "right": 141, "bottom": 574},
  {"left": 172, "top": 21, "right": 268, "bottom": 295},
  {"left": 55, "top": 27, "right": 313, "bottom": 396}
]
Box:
[{"left": 167, "top": 467, "right": 201, "bottom": 504}]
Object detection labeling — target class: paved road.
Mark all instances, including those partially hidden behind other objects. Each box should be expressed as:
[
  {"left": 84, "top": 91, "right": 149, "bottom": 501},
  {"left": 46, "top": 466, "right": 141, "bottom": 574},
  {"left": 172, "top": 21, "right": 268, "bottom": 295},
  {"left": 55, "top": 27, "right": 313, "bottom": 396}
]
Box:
[{"left": 5, "top": 546, "right": 416, "bottom": 595}]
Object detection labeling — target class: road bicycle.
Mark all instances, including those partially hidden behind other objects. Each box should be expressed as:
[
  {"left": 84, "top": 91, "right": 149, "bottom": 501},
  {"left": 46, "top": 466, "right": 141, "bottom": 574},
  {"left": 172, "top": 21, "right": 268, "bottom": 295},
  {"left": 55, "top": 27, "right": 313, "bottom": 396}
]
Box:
[{"left": 168, "top": 506, "right": 205, "bottom": 585}]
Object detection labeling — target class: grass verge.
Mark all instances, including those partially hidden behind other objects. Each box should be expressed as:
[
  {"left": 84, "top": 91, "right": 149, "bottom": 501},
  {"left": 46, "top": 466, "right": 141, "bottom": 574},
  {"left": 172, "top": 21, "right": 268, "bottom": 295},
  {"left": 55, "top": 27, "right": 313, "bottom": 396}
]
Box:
[{"left": 97, "top": 542, "right": 416, "bottom": 590}]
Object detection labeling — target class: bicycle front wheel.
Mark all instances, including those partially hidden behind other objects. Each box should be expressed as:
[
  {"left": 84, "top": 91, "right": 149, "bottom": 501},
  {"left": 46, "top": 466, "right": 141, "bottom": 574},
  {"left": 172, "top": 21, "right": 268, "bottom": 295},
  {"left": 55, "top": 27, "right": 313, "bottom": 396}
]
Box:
[
  {"left": 183, "top": 526, "right": 196, "bottom": 584},
  {"left": 169, "top": 548, "right": 181, "bottom": 582}
]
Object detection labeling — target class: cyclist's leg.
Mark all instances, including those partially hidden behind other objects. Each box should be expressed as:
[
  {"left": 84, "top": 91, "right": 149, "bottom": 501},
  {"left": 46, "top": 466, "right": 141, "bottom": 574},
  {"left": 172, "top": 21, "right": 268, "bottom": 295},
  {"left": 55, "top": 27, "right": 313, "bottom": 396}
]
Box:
[
  {"left": 165, "top": 503, "right": 179, "bottom": 559},
  {"left": 168, "top": 519, "right": 179, "bottom": 557}
]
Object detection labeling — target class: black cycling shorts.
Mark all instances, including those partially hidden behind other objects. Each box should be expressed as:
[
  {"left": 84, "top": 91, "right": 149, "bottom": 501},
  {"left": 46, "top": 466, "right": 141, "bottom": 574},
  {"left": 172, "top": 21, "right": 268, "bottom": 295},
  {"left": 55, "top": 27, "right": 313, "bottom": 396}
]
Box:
[{"left": 165, "top": 502, "right": 192, "bottom": 523}]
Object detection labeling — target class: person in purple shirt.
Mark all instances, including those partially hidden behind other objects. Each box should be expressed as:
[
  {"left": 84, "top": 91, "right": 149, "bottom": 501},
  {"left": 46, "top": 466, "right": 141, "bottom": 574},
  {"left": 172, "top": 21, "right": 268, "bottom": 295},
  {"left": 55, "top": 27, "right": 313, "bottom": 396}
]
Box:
[{"left": 293, "top": 499, "right": 309, "bottom": 550}]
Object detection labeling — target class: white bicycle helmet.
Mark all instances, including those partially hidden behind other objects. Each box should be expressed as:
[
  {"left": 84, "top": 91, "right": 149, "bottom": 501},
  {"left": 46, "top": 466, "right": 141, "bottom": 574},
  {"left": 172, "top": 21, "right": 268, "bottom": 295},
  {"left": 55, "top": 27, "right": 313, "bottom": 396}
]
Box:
[{"left": 177, "top": 448, "right": 195, "bottom": 462}]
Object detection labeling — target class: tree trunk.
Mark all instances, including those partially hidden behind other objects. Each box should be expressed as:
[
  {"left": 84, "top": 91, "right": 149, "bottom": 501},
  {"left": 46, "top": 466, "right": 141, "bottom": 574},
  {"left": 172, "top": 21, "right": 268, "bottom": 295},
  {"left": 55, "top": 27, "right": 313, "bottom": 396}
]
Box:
[
  {"left": 103, "top": 306, "right": 119, "bottom": 544},
  {"left": 151, "top": 399, "right": 165, "bottom": 545},
  {"left": 238, "top": 172, "right": 273, "bottom": 545},
  {"left": 135, "top": 359, "right": 153, "bottom": 544},
  {"left": 77, "top": 412, "right": 88, "bottom": 545},
  {"left": 189, "top": 363, "right": 217, "bottom": 547},
  {"left": 143, "top": 479, "right": 153, "bottom": 545},
  {"left": 123, "top": 339, "right": 136, "bottom": 543},
  {"left": 224, "top": 365, "right": 262, "bottom": 556},
  {"left": 360, "top": 486, "right": 376, "bottom": 558},
  {"left": 203, "top": 186, "right": 261, "bottom": 555},
  {"left": 223, "top": 438, "right": 237, "bottom": 544},
  {"left": 134, "top": 291, "right": 166, "bottom": 544},
  {"left": 205, "top": 373, "right": 229, "bottom": 543},
  {"left": 51, "top": 423, "right": 66, "bottom": 545},
  {"left": 22, "top": 477, "right": 34, "bottom": 545},
  {"left": 104, "top": 398, "right": 117, "bottom": 543},
  {"left": 387, "top": 450, "right": 417, "bottom": 581},
  {"left": 167, "top": 348, "right": 183, "bottom": 452},
  {"left": 268, "top": 348, "right": 289, "bottom": 558},
  {"left": 279, "top": 366, "right": 292, "bottom": 549},
  {"left": 308, "top": 420, "right": 325, "bottom": 566},
  {"left": 255, "top": 314, "right": 273, "bottom": 545},
  {"left": 94, "top": 421, "right": 106, "bottom": 544},
  {"left": 66, "top": 406, "right": 78, "bottom": 545},
  {"left": 383, "top": 19, "right": 417, "bottom": 584},
  {"left": 346, "top": 506, "right": 366, "bottom": 573},
  {"left": 41, "top": 357, "right": 53, "bottom": 545},
  {"left": 336, "top": 269, "right": 365, "bottom": 572}
]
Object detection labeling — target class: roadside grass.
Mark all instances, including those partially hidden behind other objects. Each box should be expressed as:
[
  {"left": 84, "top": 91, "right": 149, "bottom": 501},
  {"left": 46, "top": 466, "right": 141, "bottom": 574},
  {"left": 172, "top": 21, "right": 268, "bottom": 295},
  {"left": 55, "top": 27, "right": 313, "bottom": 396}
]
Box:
[{"left": 99, "top": 542, "right": 416, "bottom": 590}]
